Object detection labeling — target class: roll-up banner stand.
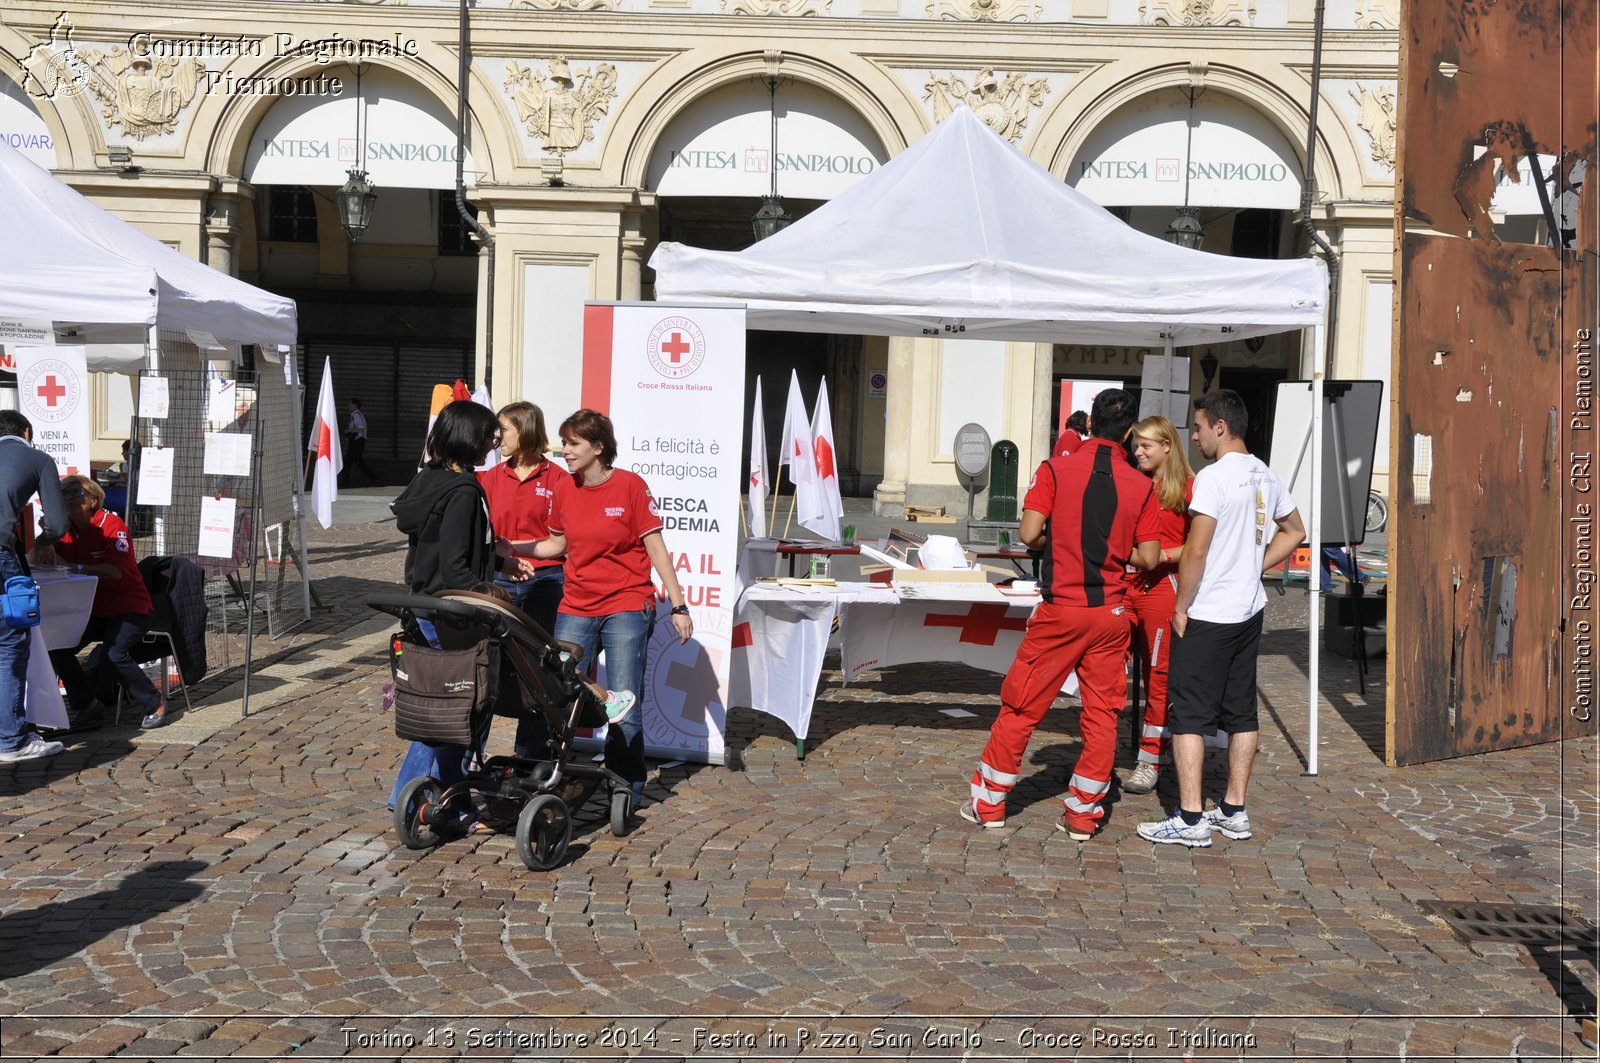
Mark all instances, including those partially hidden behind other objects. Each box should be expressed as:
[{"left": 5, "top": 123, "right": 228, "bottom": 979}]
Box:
[{"left": 580, "top": 302, "right": 747, "bottom": 765}]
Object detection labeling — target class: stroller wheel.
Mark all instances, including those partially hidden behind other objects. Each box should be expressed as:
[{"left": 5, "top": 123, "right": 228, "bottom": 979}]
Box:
[
  {"left": 610, "top": 788, "right": 633, "bottom": 837},
  {"left": 516, "top": 794, "right": 571, "bottom": 871},
  {"left": 395, "top": 776, "right": 448, "bottom": 850}
]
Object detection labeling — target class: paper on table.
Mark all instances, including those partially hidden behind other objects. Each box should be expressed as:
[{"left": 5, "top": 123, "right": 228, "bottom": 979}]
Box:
[
  {"left": 137, "top": 376, "right": 169, "bottom": 419},
  {"left": 857, "top": 543, "right": 912, "bottom": 569},
  {"left": 894, "top": 581, "right": 1006, "bottom": 602},
  {"left": 207, "top": 378, "right": 237, "bottom": 423},
  {"left": 203, "top": 431, "right": 253, "bottom": 477},
  {"left": 198, "top": 495, "right": 238, "bottom": 558},
  {"left": 135, "top": 446, "right": 174, "bottom": 506}
]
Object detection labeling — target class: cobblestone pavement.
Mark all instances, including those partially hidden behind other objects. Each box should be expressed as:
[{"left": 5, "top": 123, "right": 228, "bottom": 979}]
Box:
[{"left": 0, "top": 503, "right": 1595, "bottom": 1061}]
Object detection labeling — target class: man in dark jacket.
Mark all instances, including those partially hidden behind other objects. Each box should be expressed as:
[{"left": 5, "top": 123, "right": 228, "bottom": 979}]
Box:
[{"left": 0, "top": 410, "right": 68, "bottom": 762}]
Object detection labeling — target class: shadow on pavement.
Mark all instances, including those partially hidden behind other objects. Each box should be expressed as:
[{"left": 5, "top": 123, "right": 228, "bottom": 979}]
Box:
[
  {"left": 0, "top": 735, "right": 139, "bottom": 796},
  {"left": 0, "top": 860, "right": 208, "bottom": 980}
]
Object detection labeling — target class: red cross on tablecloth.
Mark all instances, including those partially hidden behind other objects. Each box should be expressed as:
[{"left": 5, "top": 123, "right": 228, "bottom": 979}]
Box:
[
  {"left": 660, "top": 332, "right": 692, "bottom": 364},
  {"left": 35, "top": 374, "right": 67, "bottom": 407},
  {"left": 732, "top": 621, "right": 753, "bottom": 648},
  {"left": 922, "top": 603, "right": 1029, "bottom": 646}
]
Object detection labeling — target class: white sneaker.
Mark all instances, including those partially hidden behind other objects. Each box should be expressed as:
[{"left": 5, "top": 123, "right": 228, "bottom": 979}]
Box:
[
  {"left": 1136, "top": 811, "right": 1212, "bottom": 848},
  {"left": 1203, "top": 806, "right": 1253, "bottom": 840},
  {"left": 1122, "top": 763, "right": 1159, "bottom": 794},
  {"left": 960, "top": 800, "right": 1006, "bottom": 829},
  {"left": 0, "top": 733, "right": 64, "bottom": 763}
]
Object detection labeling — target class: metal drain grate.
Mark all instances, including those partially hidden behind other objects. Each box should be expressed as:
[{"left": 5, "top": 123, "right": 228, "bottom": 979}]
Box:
[{"left": 1420, "top": 900, "right": 1599, "bottom": 949}]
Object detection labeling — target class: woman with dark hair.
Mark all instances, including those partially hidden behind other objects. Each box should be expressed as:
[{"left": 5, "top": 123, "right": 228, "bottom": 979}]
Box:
[
  {"left": 515, "top": 408, "right": 693, "bottom": 806},
  {"left": 385, "top": 400, "right": 529, "bottom": 809},
  {"left": 478, "top": 401, "right": 566, "bottom": 634}
]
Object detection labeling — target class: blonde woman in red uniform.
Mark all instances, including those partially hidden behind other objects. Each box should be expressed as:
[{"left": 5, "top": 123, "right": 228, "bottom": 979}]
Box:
[{"left": 1120, "top": 415, "right": 1195, "bottom": 796}]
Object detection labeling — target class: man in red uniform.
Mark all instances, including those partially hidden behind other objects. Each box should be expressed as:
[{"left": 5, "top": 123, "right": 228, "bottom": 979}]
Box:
[
  {"left": 963, "top": 389, "right": 1161, "bottom": 839},
  {"left": 34, "top": 475, "right": 163, "bottom": 730},
  {"left": 1052, "top": 409, "right": 1089, "bottom": 458}
]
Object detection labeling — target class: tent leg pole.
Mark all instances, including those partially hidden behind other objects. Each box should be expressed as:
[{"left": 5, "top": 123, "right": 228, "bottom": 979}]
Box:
[{"left": 1306, "top": 322, "right": 1325, "bottom": 777}]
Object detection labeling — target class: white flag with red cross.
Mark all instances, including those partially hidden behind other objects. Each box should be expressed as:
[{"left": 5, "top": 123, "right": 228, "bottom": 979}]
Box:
[
  {"left": 802, "top": 376, "right": 844, "bottom": 541},
  {"left": 841, "top": 598, "right": 1078, "bottom": 695},
  {"left": 747, "top": 376, "right": 769, "bottom": 538},
  {"left": 777, "top": 369, "right": 820, "bottom": 526},
  {"left": 307, "top": 357, "right": 342, "bottom": 529}
]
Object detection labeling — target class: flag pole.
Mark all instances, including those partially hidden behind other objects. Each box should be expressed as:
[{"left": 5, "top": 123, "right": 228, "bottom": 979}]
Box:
[
  {"left": 769, "top": 462, "right": 786, "bottom": 530},
  {"left": 782, "top": 493, "right": 796, "bottom": 539}
]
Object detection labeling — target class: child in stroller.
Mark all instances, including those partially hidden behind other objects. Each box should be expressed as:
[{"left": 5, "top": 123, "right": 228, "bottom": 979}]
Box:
[{"left": 370, "top": 587, "right": 639, "bottom": 870}]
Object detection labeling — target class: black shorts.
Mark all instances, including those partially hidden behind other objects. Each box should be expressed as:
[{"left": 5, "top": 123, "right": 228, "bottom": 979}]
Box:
[{"left": 1167, "top": 608, "right": 1265, "bottom": 735}]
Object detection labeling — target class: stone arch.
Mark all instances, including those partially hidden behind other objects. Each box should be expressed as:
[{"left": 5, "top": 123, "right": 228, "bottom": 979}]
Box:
[
  {"left": 609, "top": 50, "right": 920, "bottom": 192},
  {"left": 1036, "top": 62, "right": 1363, "bottom": 205},
  {"left": 201, "top": 53, "right": 506, "bottom": 184}
]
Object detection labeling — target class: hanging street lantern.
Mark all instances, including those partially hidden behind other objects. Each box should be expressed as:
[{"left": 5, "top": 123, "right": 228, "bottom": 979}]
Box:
[{"left": 336, "top": 168, "right": 377, "bottom": 241}]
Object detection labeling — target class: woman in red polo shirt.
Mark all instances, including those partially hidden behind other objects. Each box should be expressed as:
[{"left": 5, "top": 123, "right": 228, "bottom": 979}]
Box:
[
  {"left": 519, "top": 408, "right": 693, "bottom": 805},
  {"left": 1120, "top": 415, "right": 1195, "bottom": 795},
  {"left": 478, "top": 401, "right": 567, "bottom": 635},
  {"left": 32, "top": 475, "right": 163, "bottom": 730}
]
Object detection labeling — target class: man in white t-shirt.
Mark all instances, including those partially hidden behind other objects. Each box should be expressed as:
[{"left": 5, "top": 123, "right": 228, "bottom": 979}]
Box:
[{"left": 1138, "top": 389, "right": 1304, "bottom": 848}]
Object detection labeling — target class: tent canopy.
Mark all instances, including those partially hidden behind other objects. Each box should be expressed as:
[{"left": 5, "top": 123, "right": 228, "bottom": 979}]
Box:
[
  {"left": 651, "top": 107, "right": 1327, "bottom": 347},
  {"left": 0, "top": 140, "right": 297, "bottom": 364}
]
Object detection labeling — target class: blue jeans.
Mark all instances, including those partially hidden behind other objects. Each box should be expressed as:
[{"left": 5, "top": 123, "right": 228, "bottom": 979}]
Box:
[
  {"left": 496, "top": 570, "right": 564, "bottom": 758},
  {"left": 494, "top": 567, "right": 563, "bottom": 637},
  {"left": 0, "top": 547, "right": 32, "bottom": 753},
  {"left": 386, "top": 617, "right": 469, "bottom": 810},
  {"left": 51, "top": 613, "right": 160, "bottom": 714},
  {"left": 554, "top": 603, "right": 657, "bottom": 788}
]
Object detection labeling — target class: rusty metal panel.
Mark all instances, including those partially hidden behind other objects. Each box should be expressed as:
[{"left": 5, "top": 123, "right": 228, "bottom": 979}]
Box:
[
  {"left": 1392, "top": 239, "right": 1568, "bottom": 763},
  {"left": 1390, "top": 0, "right": 1599, "bottom": 764}
]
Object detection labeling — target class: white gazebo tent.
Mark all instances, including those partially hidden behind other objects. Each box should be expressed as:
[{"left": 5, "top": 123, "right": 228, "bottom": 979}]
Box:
[
  {"left": 0, "top": 138, "right": 297, "bottom": 365},
  {"left": 651, "top": 106, "right": 1335, "bottom": 772},
  {"left": 0, "top": 140, "right": 304, "bottom": 717}
]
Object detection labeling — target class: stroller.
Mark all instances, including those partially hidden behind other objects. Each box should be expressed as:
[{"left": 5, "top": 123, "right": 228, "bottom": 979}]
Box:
[{"left": 368, "top": 589, "right": 634, "bottom": 870}]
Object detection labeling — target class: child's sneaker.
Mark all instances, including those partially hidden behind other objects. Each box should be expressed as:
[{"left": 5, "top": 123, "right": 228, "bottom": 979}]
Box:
[{"left": 603, "top": 689, "right": 636, "bottom": 724}]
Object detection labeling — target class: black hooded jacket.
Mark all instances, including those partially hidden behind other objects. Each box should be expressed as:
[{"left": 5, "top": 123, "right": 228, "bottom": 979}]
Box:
[{"left": 391, "top": 466, "right": 502, "bottom": 594}]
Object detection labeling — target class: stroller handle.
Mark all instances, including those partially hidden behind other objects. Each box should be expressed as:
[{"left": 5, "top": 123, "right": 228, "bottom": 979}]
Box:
[{"left": 367, "top": 592, "right": 501, "bottom": 624}]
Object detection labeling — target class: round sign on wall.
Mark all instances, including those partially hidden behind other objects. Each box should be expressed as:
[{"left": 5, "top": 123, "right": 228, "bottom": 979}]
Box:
[{"left": 953, "top": 422, "right": 991, "bottom": 479}]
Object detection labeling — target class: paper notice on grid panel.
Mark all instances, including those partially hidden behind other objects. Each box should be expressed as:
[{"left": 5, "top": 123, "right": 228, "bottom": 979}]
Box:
[
  {"left": 206, "top": 378, "right": 237, "bottom": 424},
  {"left": 135, "top": 447, "right": 175, "bottom": 507},
  {"left": 203, "top": 432, "right": 253, "bottom": 477},
  {"left": 137, "top": 377, "right": 169, "bottom": 419},
  {"left": 198, "top": 496, "right": 238, "bottom": 558}
]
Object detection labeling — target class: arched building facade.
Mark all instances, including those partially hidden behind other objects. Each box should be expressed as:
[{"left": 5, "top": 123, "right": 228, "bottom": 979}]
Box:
[{"left": 1, "top": 0, "right": 1408, "bottom": 504}]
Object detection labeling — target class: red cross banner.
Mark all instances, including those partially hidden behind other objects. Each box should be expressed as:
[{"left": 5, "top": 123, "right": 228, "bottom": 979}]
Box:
[
  {"left": 14, "top": 345, "right": 90, "bottom": 477},
  {"left": 840, "top": 596, "right": 1079, "bottom": 696},
  {"left": 581, "top": 301, "right": 747, "bottom": 765}
]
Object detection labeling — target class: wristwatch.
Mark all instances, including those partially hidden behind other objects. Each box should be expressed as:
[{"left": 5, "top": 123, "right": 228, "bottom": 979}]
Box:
[{"left": 670, "top": 604, "right": 691, "bottom": 617}]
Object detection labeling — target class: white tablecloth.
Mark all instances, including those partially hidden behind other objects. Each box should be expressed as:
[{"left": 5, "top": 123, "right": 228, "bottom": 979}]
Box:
[
  {"left": 730, "top": 581, "right": 1069, "bottom": 743},
  {"left": 24, "top": 570, "right": 99, "bottom": 729}
]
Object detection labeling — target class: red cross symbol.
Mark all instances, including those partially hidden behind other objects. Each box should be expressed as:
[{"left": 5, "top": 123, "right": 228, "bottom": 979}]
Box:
[
  {"left": 660, "top": 332, "right": 692, "bottom": 364},
  {"left": 813, "top": 436, "right": 835, "bottom": 480},
  {"left": 732, "top": 621, "right": 753, "bottom": 648},
  {"left": 36, "top": 375, "right": 67, "bottom": 407},
  {"left": 922, "top": 604, "right": 1029, "bottom": 646}
]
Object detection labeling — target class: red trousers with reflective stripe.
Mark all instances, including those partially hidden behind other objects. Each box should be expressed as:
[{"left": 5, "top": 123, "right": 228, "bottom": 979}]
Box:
[
  {"left": 1125, "top": 572, "right": 1178, "bottom": 767},
  {"left": 971, "top": 600, "right": 1131, "bottom": 831}
]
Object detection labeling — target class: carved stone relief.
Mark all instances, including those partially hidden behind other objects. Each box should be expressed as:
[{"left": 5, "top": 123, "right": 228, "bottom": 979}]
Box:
[
  {"left": 1139, "top": 0, "right": 1255, "bottom": 26},
  {"left": 78, "top": 46, "right": 205, "bottom": 141},
  {"left": 1354, "top": 0, "right": 1399, "bottom": 29},
  {"left": 511, "top": 0, "right": 612, "bottom": 9},
  {"left": 923, "top": 68, "right": 1049, "bottom": 142},
  {"left": 721, "top": 0, "right": 830, "bottom": 13},
  {"left": 1351, "top": 81, "right": 1397, "bottom": 172},
  {"left": 925, "top": 0, "right": 1040, "bottom": 23},
  {"left": 503, "top": 57, "right": 618, "bottom": 154}
]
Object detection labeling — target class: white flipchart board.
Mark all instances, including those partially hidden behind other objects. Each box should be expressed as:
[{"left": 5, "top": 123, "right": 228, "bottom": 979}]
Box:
[{"left": 1267, "top": 380, "right": 1384, "bottom": 547}]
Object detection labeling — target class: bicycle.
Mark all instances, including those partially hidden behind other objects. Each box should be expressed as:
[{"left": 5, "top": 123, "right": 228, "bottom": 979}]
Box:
[{"left": 1365, "top": 489, "right": 1388, "bottom": 535}]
